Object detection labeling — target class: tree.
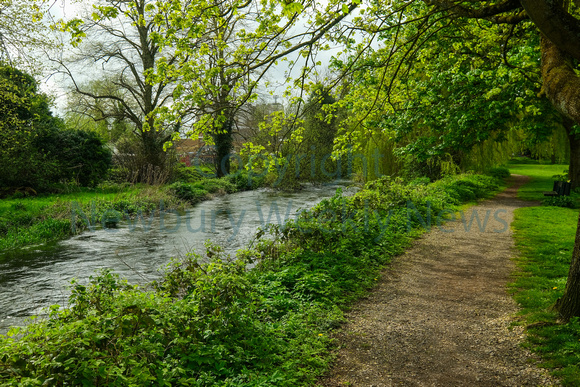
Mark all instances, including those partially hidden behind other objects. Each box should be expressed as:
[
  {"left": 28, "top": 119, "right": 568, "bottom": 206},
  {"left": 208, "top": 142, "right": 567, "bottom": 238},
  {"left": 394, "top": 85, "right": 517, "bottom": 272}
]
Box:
[
  {"left": 0, "top": 64, "right": 111, "bottom": 190},
  {"left": 152, "top": 0, "right": 359, "bottom": 177},
  {"left": 64, "top": 78, "right": 133, "bottom": 145},
  {"left": 0, "top": 64, "right": 60, "bottom": 189},
  {"left": 419, "top": 0, "right": 580, "bottom": 322},
  {"left": 0, "top": 0, "right": 52, "bottom": 70},
  {"left": 55, "top": 0, "right": 183, "bottom": 182},
  {"left": 334, "top": 5, "right": 562, "bottom": 178},
  {"left": 281, "top": 84, "right": 342, "bottom": 182},
  {"left": 418, "top": 1, "right": 580, "bottom": 187}
]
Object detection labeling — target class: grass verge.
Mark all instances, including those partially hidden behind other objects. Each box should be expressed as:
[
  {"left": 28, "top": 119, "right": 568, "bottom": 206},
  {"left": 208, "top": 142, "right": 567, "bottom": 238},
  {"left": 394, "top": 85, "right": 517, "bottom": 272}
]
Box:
[
  {"left": 507, "top": 160, "right": 570, "bottom": 201},
  {"left": 509, "top": 160, "right": 580, "bottom": 386}
]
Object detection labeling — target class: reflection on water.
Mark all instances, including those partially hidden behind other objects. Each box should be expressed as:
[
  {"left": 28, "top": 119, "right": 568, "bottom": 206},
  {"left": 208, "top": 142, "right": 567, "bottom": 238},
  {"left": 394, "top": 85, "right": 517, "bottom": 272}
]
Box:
[{"left": 0, "top": 182, "right": 356, "bottom": 333}]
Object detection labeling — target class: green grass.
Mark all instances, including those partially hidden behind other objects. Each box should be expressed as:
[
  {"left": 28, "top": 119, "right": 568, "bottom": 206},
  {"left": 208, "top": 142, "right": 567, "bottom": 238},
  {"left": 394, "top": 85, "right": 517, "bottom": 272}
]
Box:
[
  {"left": 507, "top": 160, "right": 570, "bottom": 201},
  {"left": 509, "top": 160, "right": 580, "bottom": 385}
]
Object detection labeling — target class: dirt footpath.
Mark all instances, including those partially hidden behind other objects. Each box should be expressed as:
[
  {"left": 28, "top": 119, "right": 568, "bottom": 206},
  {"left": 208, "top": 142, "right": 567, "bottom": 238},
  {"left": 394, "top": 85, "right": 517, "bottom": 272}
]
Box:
[{"left": 319, "top": 175, "right": 558, "bottom": 387}]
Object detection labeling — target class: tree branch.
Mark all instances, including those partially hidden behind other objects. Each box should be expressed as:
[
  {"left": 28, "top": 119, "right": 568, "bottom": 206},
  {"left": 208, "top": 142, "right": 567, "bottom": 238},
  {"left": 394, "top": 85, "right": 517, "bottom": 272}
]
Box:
[{"left": 520, "top": 0, "right": 580, "bottom": 62}]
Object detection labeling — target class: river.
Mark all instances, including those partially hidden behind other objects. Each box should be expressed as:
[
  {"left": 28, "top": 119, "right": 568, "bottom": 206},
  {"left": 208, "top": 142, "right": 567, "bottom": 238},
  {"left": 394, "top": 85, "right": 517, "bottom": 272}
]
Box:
[{"left": 0, "top": 181, "right": 356, "bottom": 333}]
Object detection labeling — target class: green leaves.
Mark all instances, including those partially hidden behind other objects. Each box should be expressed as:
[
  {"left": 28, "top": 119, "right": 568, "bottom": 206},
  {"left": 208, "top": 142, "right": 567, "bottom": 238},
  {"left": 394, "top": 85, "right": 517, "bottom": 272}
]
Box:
[
  {"left": 334, "top": 8, "right": 557, "bottom": 177},
  {"left": 283, "top": 2, "right": 304, "bottom": 17}
]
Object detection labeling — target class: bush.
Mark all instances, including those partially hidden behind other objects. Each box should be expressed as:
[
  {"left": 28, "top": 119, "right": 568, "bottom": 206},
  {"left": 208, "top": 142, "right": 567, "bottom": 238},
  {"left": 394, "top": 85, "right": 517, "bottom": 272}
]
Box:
[
  {"left": 223, "top": 169, "right": 269, "bottom": 190},
  {"left": 487, "top": 166, "right": 511, "bottom": 179},
  {"left": 39, "top": 129, "right": 113, "bottom": 187},
  {"left": 113, "top": 137, "right": 175, "bottom": 185},
  {"left": 172, "top": 164, "right": 204, "bottom": 183},
  {"left": 0, "top": 65, "right": 112, "bottom": 191},
  {"left": 168, "top": 181, "right": 209, "bottom": 204},
  {"left": 542, "top": 195, "right": 576, "bottom": 208}
]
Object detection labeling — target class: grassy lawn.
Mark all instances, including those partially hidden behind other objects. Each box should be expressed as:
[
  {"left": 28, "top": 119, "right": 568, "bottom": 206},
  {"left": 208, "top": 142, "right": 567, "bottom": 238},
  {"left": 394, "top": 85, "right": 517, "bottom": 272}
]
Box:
[
  {"left": 509, "top": 160, "right": 580, "bottom": 386},
  {"left": 507, "top": 158, "right": 569, "bottom": 201}
]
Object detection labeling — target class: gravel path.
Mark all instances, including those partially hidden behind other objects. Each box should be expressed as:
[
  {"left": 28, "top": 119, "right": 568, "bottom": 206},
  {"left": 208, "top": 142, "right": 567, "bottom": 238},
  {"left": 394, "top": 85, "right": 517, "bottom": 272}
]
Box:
[{"left": 319, "top": 175, "right": 558, "bottom": 387}]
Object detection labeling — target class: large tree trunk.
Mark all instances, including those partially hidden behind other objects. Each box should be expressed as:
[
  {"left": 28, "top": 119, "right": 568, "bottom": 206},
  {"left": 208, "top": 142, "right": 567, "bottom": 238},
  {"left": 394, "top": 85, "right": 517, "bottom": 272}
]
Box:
[
  {"left": 555, "top": 213, "right": 580, "bottom": 320},
  {"left": 540, "top": 36, "right": 580, "bottom": 125},
  {"left": 564, "top": 117, "right": 580, "bottom": 189},
  {"left": 539, "top": 35, "right": 580, "bottom": 319}
]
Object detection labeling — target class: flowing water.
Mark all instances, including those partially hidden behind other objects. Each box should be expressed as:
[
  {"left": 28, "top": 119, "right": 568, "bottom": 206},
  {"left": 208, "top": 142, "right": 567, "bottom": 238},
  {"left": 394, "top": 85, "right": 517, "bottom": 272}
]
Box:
[{"left": 0, "top": 182, "right": 356, "bottom": 333}]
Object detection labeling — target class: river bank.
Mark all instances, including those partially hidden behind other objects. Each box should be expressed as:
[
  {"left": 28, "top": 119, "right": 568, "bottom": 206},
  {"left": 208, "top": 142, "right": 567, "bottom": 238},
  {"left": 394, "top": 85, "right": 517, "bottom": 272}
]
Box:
[
  {"left": 0, "top": 181, "right": 355, "bottom": 333},
  {"left": 0, "top": 173, "right": 261, "bottom": 252}
]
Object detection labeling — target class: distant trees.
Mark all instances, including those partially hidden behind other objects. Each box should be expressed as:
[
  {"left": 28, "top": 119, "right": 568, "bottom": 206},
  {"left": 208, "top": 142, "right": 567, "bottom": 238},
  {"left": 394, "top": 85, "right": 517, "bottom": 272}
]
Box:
[
  {"left": 55, "top": 0, "right": 182, "bottom": 183},
  {"left": 55, "top": 0, "right": 359, "bottom": 179},
  {"left": 281, "top": 85, "right": 343, "bottom": 183},
  {"left": 0, "top": 65, "right": 111, "bottom": 191}
]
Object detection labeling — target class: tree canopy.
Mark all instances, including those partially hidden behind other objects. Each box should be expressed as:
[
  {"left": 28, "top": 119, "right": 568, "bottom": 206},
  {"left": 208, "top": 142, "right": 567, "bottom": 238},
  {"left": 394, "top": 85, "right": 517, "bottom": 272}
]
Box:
[{"left": 0, "top": 65, "right": 111, "bottom": 191}]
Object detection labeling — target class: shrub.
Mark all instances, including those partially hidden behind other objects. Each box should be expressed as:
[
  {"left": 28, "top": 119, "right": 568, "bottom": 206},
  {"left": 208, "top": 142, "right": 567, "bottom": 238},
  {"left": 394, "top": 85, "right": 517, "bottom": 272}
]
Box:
[
  {"left": 172, "top": 164, "right": 204, "bottom": 183},
  {"left": 168, "top": 181, "right": 209, "bottom": 204},
  {"left": 225, "top": 170, "right": 267, "bottom": 190},
  {"left": 542, "top": 195, "right": 576, "bottom": 208},
  {"left": 0, "top": 65, "right": 112, "bottom": 190},
  {"left": 487, "top": 166, "right": 511, "bottom": 179},
  {"left": 198, "top": 178, "right": 237, "bottom": 194},
  {"left": 39, "top": 129, "right": 113, "bottom": 187}
]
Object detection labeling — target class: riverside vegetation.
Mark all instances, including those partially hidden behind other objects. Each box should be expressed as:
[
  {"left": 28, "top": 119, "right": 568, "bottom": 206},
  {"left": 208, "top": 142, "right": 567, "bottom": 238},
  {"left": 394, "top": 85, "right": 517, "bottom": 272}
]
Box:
[
  {"left": 0, "top": 172, "right": 502, "bottom": 386},
  {"left": 0, "top": 167, "right": 267, "bottom": 252}
]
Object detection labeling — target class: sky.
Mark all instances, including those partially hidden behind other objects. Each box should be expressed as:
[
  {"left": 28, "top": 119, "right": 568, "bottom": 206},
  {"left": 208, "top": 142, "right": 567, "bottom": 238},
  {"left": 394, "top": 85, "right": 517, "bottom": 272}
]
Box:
[{"left": 39, "top": 0, "right": 83, "bottom": 112}]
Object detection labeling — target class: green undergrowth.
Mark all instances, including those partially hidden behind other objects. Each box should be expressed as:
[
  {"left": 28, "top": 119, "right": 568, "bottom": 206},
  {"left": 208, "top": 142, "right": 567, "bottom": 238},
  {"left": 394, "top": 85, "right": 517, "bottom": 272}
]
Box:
[
  {"left": 510, "top": 161, "right": 580, "bottom": 385},
  {"left": 0, "top": 173, "right": 501, "bottom": 386}
]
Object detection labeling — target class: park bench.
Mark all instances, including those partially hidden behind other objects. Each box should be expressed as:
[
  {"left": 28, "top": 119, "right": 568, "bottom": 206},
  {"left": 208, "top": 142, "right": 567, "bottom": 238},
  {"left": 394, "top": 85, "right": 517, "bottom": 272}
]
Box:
[{"left": 543, "top": 181, "right": 572, "bottom": 197}]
